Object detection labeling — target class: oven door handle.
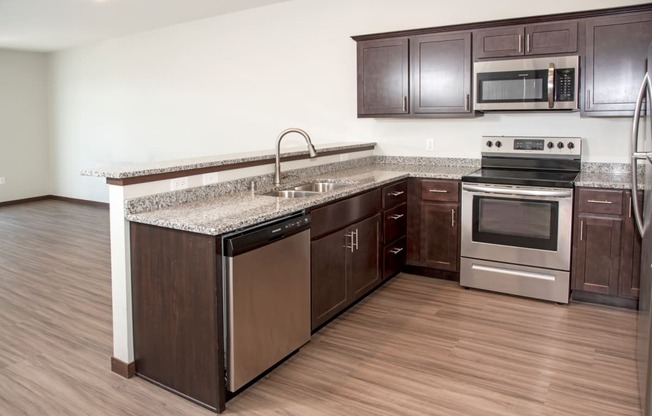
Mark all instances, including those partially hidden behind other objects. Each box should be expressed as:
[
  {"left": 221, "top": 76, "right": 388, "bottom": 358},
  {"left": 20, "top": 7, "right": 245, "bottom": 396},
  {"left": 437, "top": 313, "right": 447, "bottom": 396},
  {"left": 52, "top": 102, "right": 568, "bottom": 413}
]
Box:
[{"left": 462, "top": 184, "right": 572, "bottom": 198}]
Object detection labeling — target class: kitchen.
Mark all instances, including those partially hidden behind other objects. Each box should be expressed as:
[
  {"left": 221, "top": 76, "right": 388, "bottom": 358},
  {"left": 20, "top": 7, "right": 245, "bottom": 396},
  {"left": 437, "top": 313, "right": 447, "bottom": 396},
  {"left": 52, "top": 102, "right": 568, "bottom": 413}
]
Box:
[{"left": 0, "top": 0, "right": 651, "bottom": 414}]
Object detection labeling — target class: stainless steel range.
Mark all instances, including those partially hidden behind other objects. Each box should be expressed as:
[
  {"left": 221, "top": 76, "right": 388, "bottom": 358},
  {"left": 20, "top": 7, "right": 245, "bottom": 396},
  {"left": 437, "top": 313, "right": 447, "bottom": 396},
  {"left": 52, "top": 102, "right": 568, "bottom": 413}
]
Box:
[{"left": 460, "top": 136, "right": 582, "bottom": 303}]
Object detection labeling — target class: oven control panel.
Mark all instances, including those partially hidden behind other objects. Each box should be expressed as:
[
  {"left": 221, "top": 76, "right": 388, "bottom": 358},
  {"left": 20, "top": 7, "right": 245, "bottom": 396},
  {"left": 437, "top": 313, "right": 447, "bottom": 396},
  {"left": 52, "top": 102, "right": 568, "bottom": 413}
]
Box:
[{"left": 482, "top": 136, "right": 581, "bottom": 157}]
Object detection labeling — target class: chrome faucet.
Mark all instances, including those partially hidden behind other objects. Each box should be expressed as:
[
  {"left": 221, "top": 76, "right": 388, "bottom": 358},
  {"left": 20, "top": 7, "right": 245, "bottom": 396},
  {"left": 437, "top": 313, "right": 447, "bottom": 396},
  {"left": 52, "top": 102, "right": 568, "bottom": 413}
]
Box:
[{"left": 274, "top": 128, "right": 318, "bottom": 186}]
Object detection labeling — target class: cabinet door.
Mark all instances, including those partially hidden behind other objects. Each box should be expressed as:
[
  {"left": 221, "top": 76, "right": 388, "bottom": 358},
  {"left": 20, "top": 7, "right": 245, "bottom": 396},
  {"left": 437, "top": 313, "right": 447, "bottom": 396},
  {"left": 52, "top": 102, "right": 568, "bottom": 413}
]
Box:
[
  {"left": 411, "top": 32, "right": 472, "bottom": 114},
  {"left": 584, "top": 12, "right": 652, "bottom": 115},
  {"left": 572, "top": 214, "right": 622, "bottom": 295},
  {"left": 357, "top": 38, "right": 409, "bottom": 116},
  {"left": 420, "top": 202, "right": 459, "bottom": 272},
  {"left": 620, "top": 191, "right": 643, "bottom": 299},
  {"left": 474, "top": 26, "right": 525, "bottom": 59},
  {"left": 349, "top": 214, "right": 382, "bottom": 300},
  {"left": 311, "top": 230, "right": 348, "bottom": 330},
  {"left": 525, "top": 21, "right": 578, "bottom": 55}
]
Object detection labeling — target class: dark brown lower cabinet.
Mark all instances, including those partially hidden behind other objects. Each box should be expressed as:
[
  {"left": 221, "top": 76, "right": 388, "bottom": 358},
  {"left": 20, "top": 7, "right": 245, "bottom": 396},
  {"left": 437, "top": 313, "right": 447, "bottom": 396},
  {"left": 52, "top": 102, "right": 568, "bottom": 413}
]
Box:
[
  {"left": 571, "top": 187, "right": 642, "bottom": 308},
  {"left": 130, "top": 222, "right": 225, "bottom": 412},
  {"left": 420, "top": 202, "right": 459, "bottom": 272},
  {"left": 311, "top": 214, "right": 382, "bottom": 330}
]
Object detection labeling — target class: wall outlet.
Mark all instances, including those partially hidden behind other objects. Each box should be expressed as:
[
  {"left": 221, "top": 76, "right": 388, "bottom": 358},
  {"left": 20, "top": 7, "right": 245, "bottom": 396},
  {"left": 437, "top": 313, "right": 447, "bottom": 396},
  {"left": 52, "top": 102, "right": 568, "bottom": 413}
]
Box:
[
  {"left": 426, "top": 138, "right": 435, "bottom": 151},
  {"left": 340, "top": 154, "right": 349, "bottom": 162},
  {"left": 0, "top": 177, "right": 4, "bottom": 185},
  {"left": 170, "top": 177, "right": 188, "bottom": 190},
  {"left": 203, "top": 172, "right": 219, "bottom": 185}
]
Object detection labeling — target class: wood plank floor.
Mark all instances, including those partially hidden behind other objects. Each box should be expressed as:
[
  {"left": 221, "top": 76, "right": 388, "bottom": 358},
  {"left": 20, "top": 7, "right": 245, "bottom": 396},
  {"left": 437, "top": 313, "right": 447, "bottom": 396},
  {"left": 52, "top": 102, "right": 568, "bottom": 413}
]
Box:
[{"left": 0, "top": 200, "right": 642, "bottom": 415}]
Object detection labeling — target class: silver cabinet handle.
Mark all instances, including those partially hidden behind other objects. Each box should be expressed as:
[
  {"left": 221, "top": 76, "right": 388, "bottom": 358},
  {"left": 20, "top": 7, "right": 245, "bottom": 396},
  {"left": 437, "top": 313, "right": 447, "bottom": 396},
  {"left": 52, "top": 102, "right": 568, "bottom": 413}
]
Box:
[
  {"left": 465, "top": 94, "right": 470, "bottom": 111},
  {"left": 518, "top": 34, "right": 522, "bottom": 53},
  {"left": 629, "top": 196, "right": 632, "bottom": 218},
  {"left": 548, "top": 62, "right": 555, "bottom": 109},
  {"left": 390, "top": 247, "right": 404, "bottom": 255},
  {"left": 344, "top": 231, "right": 354, "bottom": 252},
  {"left": 402, "top": 96, "right": 407, "bottom": 113},
  {"left": 451, "top": 208, "right": 456, "bottom": 228},
  {"left": 388, "top": 191, "right": 405, "bottom": 197},
  {"left": 428, "top": 189, "right": 448, "bottom": 193},
  {"left": 353, "top": 229, "right": 359, "bottom": 251},
  {"left": 586, "top": 90, "right": 591, "bottom": 110},
  {"left": 587, "top": 199, "right": 612, "bottom": 204},
  {"left": 389, "top": 214, "right": 404, "bottom": 220},
  {"left": 580, "top": 220, "right": 584, "bottom": 241},
  {"left": 526, "top": 34, "right": 530, "bottom": 53}
]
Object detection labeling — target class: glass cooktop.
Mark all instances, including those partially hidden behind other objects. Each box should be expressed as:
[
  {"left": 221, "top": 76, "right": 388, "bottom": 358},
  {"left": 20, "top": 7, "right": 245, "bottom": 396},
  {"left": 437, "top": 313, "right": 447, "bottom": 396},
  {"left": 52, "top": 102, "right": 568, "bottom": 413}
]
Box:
[{"left": 462, "top": 168, "right": 579, "bottom": 188}]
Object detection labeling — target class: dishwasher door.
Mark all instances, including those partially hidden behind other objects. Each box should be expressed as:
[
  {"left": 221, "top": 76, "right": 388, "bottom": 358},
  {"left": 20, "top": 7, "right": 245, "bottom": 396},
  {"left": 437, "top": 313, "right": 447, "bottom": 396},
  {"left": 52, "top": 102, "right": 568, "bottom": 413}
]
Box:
[{"left": 224, "top": 215, "right": 311, "bottom": 392}]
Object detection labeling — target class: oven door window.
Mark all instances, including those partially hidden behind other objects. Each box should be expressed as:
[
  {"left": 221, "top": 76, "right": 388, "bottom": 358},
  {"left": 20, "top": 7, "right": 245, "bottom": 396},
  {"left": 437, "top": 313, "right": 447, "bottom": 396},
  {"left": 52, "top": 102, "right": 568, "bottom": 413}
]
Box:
[
  {"left": 477, "top": 69, "right": 548, "bottom": 103},
  {"left": 472, "top": 196, "right": 558, "bottom": 251}
]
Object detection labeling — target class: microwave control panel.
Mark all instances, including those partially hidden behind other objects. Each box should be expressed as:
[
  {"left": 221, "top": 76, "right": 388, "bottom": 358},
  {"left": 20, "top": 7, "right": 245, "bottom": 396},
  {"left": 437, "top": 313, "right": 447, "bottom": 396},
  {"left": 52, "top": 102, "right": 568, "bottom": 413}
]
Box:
[{"left": 555, "top": 69, "right": 575, "bottom": 102}]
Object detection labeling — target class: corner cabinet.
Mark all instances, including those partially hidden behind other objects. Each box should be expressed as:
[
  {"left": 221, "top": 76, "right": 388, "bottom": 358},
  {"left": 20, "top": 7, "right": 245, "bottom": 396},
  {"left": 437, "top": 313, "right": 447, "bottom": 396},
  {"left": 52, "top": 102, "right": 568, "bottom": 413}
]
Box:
[
  {"left": 583, "top": 11, "right": 652, "bottom": 115},
  {"left": 355, "top": 32, "right": 474, "bottom": 117},
  {"left": 474, "top": 21, "right": 578, "bottom": 59},
  {"left": 571, "top": 187, "right": 642, "bottom": 308}
]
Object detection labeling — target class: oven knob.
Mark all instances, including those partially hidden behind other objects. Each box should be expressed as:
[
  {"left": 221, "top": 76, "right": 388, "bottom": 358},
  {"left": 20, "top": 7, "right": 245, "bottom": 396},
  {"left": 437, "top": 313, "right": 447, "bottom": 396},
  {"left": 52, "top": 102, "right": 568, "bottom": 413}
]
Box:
[
  {"left": 486, "top": 140, "right": 493, "bottom": 148},
  {"left": 495, "top": 141, "right": 502, "bottom": 148},
  {"left": 567, "top": 142, "right": 575, "bottom": 149},
  {"left": 557, "top": 142, "right": 564, "bottom": 149},
  {"left": 547, "top": 141, "right": 554, "bottom": 149}
]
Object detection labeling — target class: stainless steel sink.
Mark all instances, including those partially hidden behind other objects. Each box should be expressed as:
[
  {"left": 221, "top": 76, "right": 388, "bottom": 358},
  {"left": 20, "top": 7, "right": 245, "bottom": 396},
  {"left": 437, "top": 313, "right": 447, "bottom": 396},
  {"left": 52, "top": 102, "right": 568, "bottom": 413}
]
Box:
[
  {"left": 292, "top": 182, "right": 351, "bottom": 192},
  {"left": 263, "top": 190, "right": 320, "bottom": 198}
]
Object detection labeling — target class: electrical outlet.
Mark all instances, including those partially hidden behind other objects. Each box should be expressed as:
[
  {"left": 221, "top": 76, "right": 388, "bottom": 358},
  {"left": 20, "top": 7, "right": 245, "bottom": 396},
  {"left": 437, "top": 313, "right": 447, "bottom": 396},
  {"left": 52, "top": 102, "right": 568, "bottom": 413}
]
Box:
[
  {"left": 0, "top": 177, "right": 5, "bottom": 185},
  {"left": 426, "top": 139, "right": 435, "bottom": 151},
  {"left": 340, "top": 154, "right": 349, "bottom": 162},
  {"left": 171, "top": 177, "right": 188, "bottom": 190},
  {"left": 203, "top": 172, "right": 219, "bottom": 185}
]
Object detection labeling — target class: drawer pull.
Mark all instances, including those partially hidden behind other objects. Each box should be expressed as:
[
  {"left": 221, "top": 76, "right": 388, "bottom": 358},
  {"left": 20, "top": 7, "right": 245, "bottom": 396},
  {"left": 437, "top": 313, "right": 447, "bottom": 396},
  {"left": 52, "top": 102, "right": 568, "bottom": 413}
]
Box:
[
  {"left": 587, "top": 199, "right": 613, "bottom": 205},
  {"left": 629, "top": 196, "right": 632, "bottom": 218},
  {"left": 580, "top": 220, "right": 583, "bottom": 241},
  {"left": 428, "top": 189, "right": 449, "bottom": 193},
  {"left": 388, "top": 191, "right": 405, "bottom": 197},
  {"left": 389, "top": 214, "right": 404, "bottom": 220},
  {"left": 390, "top": 247, "right": 404, "bottom": 255}
]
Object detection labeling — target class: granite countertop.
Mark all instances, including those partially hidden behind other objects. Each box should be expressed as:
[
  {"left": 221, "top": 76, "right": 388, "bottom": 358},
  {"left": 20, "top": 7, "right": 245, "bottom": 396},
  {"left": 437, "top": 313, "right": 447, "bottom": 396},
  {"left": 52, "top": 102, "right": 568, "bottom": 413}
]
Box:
[
  {"left": 81, "top": 141, "right": 375, "bottom": 179},
  {"left": 126, "top": 163, "right": 477, "bottom": 236},
  {"left": 575, "top": 162, "right": 643, "bottom": 190}
]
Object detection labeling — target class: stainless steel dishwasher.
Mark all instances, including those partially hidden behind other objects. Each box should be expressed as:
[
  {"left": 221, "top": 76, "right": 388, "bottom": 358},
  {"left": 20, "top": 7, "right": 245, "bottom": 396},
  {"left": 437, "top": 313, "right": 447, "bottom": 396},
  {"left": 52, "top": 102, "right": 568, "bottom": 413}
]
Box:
[{"left": 223, "top": 212, "right": 311, "bottom": 392}]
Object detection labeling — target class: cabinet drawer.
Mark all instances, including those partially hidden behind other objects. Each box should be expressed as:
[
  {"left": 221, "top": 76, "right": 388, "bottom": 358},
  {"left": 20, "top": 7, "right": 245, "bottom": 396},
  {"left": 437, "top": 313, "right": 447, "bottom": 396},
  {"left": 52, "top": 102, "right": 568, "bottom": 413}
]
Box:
[
  {"left": 577, "top": 188, "right": 623, "bottom": 215},
  {"left": 384, "top": 237, "right": 407, "bottom": 280},
  {"left": 311, "top": 188, "right": 381, "bottom": 239},
  {"left": 384, "top": 203, "right": 407, "bottom": 244},
  {"left": 382, "top": 181, "right": 407, "bottom": 208},
  {"left": 421, "top": 179, "right": 459, "bottom": 202}
]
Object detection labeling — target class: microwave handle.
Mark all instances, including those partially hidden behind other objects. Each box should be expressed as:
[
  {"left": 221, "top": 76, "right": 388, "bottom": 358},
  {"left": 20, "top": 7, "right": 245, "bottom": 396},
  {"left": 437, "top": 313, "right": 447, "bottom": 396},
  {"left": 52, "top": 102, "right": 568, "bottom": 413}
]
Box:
[{"left": 548, "top": 63, "right": 555, "bottom": 109}]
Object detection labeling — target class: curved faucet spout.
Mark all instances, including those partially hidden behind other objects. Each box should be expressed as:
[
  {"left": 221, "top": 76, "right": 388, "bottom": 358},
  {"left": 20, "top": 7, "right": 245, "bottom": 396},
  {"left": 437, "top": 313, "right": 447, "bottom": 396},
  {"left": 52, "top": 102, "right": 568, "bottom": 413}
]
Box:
[{"left": 274, "top": 128, "right": 318, "bottom": 186}]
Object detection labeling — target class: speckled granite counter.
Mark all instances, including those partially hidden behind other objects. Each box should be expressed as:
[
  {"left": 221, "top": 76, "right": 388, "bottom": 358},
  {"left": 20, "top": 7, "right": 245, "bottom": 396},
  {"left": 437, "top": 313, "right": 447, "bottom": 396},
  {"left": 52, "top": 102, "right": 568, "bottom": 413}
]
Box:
[
  {"left": 126, "top": 163, "right": 478, "bottom": 236},
  {"left": 575, "top": 162, "right": 644, "bottom": 190}
]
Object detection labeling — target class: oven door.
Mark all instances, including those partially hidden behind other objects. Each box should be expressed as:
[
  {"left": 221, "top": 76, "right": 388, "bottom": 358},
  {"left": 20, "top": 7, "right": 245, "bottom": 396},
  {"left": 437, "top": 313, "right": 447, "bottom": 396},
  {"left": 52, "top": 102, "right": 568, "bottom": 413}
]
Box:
[{"left": 461, "top": 183, "right": 573, "bottom": 271}]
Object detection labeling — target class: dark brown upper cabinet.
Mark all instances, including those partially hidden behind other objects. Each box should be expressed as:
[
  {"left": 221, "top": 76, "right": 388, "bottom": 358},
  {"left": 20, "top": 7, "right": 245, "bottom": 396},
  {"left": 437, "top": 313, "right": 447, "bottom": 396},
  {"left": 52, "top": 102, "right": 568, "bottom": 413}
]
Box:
[
  {"left": 356, "top": 33, "right": 473, "bottom": 117},
  {"left": 583, "top": 11, "right": 652, "bottom": 116},
  {"left": 411, "top": 32, "right": 472, "bottom": 114},
  {"left": 474, "top": 21, "right": 578, "bottom": 59},
  {"left": 356, "top": 38, "right": 409, "bottom": 116}
]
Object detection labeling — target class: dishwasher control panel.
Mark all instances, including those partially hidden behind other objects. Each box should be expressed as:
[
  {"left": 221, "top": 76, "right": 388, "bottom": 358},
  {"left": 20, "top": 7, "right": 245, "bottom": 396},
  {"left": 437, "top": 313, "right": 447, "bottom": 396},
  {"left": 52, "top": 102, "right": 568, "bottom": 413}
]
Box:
[{"left": 224, "top": 212, "right": 311, "bottom": 256}]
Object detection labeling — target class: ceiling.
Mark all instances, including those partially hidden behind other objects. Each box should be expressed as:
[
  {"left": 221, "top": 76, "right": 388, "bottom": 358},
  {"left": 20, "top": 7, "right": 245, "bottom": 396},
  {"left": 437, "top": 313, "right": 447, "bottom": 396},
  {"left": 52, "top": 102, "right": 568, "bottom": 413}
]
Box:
[{"left": 0, "top": 0, "right": 291, "bottom": 52}]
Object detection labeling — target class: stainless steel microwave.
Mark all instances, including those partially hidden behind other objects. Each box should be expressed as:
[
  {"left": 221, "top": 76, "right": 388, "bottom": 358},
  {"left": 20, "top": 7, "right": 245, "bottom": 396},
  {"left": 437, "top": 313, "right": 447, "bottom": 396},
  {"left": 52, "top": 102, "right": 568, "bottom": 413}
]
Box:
[{"left": 473, "top": 56, "right": 579, "bottom": 111}]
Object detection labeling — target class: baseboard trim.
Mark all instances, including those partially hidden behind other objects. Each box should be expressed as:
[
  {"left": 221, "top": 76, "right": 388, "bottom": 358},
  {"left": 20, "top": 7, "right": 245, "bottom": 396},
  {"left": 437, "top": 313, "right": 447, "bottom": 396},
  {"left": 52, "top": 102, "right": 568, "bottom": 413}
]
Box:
[
  {"left": 48, "top": 195, "right": 109, "bottom": 208},
  {"left": 111, "top": 357, "right": 136, "bottom": 378},
  {"left": 0, "top": 195, "right": 50, "bottom": 207},
  {"left": 0, "top": 195, "right": 108, "bottom": 209},
  {"left": 571, "top": 290, "right": 638, "bottom": 310}
]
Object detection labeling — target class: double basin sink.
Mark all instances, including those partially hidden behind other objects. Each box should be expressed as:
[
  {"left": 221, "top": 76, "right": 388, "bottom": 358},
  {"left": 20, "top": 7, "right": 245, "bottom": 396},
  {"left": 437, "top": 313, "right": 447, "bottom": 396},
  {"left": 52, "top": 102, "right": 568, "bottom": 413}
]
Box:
[{"left": 263, "top": 181, "right": 353, "bottom": 198}]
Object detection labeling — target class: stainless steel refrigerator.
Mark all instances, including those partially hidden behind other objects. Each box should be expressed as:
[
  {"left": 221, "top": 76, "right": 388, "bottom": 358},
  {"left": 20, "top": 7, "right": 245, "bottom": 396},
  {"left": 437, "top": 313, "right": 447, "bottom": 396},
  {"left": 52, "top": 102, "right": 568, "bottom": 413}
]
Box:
[{"left": 634, "top": 41, "right": 652, "bottom": 416}]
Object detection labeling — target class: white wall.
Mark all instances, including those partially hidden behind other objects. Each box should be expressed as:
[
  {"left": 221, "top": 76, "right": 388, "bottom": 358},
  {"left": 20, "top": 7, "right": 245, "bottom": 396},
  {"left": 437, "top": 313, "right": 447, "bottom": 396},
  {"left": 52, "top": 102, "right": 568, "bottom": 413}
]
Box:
[
  {"left": 0, "top": 49, "right": 49, "bottom": 203},
  {"left": 49, "top": 0, "right": 650, "bottom": 202}
]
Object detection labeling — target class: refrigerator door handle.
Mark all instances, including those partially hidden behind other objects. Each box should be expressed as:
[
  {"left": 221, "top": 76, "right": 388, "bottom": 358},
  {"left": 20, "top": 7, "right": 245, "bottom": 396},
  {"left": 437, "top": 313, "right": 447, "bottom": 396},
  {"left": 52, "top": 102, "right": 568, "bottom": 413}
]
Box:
[{"left": 631, "top": 73, "right": 650, "bottom": 236}]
